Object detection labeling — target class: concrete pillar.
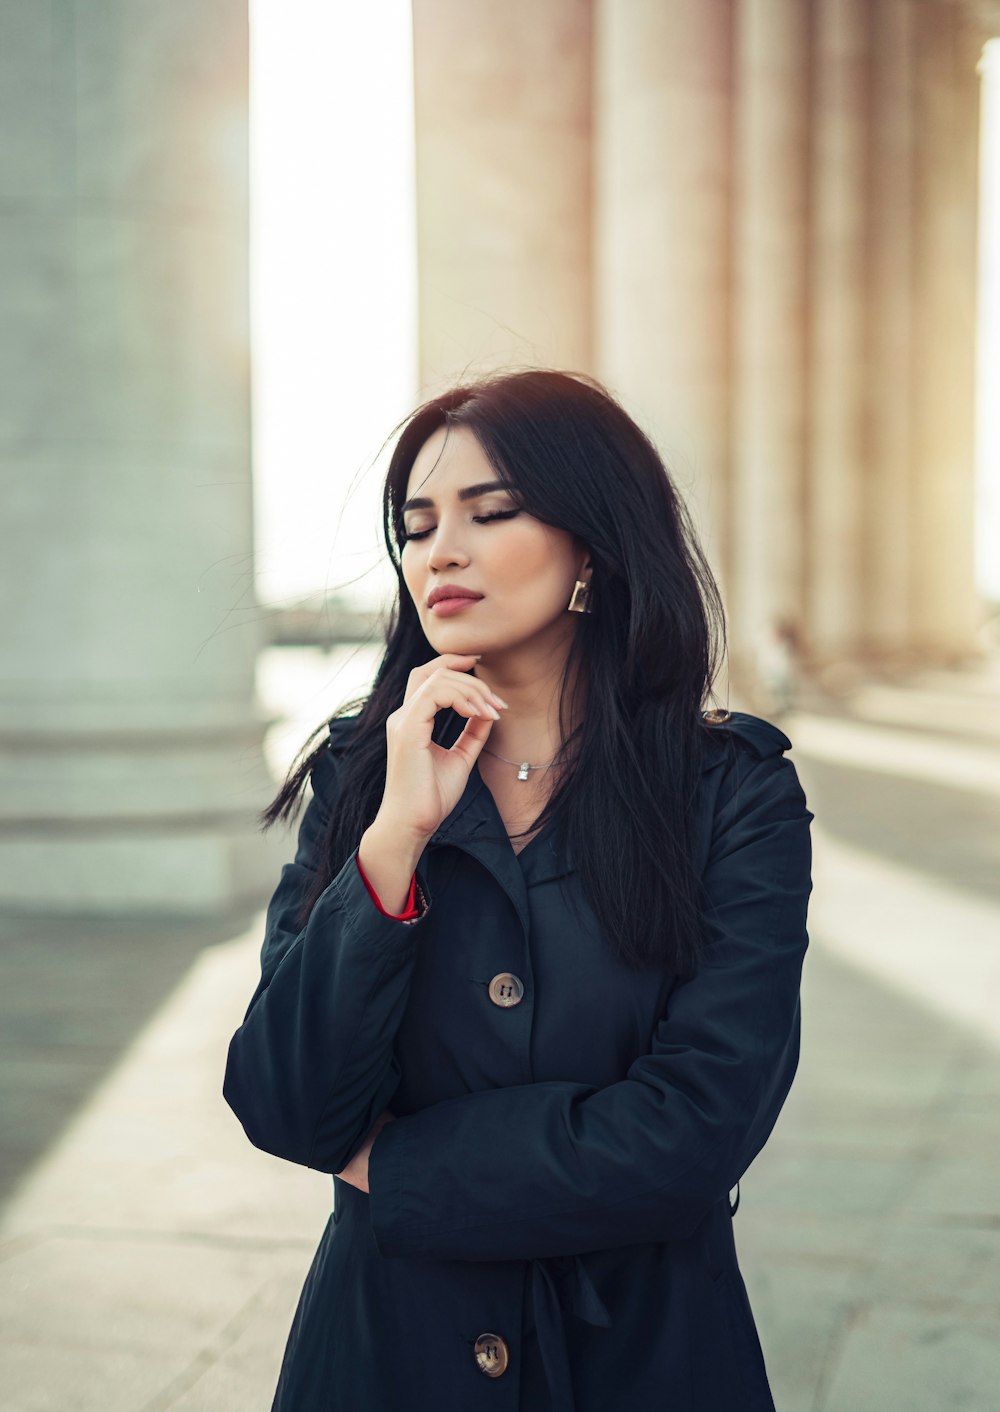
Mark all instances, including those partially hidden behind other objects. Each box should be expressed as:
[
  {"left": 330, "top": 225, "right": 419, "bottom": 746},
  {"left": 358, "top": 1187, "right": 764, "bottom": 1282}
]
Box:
[
  {"left": 907, "top": 0, "right": 984, "bottom": 659},
  {"left": 863, "top": 0, "right": 915, "bottom": 663},
  {"left": 730, "top": 0, "right": 810, "bottom": 690},
  {"left": 909, "top": 1, "right": 982, "bottom": 659},
  {"left": 0, "top": 3, "right": 276, "bottom": 914},
  {"left": 806, "top": 0, "right": 870, "bottom": 664},
  {"left": 594, "top": 0, "right": 734, "bottom": 602},
  {"left": 975, "top": 35, "right": 1000, "bottom": 608},
  {"left": 411, "top": 0, "right": 593, "bottom": 388}
]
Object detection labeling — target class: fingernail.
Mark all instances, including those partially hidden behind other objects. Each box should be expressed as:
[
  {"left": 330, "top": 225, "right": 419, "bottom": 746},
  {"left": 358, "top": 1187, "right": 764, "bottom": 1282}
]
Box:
[
  {"left": 485, "top": 705, "right": 501, "bottom": 720},
  {"left": 492, "top": 695, "right": 509, "bottom": 709}
]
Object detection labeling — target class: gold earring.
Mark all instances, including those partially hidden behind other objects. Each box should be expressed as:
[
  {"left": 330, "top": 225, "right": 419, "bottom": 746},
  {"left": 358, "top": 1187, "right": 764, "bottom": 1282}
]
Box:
[{"left": 568, "top": 579, "right": 592, "bottom": 614}]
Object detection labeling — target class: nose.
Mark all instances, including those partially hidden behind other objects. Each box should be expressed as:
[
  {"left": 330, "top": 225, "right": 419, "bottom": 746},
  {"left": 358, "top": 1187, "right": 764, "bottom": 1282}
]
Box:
[{"left": 426, "top": 517, "right": 471, "bottom": 572}]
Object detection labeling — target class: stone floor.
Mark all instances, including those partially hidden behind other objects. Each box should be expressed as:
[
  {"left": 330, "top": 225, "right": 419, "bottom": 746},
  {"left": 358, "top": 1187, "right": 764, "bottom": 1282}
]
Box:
[{"left": 1, "top": 655, "right": 998, "bottom": 1411}]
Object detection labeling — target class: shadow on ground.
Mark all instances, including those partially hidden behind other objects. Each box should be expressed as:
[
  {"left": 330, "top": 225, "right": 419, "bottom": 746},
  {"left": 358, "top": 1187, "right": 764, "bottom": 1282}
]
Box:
[{"left": 0, "top": 906, "right": 263, "bottom": 1208}]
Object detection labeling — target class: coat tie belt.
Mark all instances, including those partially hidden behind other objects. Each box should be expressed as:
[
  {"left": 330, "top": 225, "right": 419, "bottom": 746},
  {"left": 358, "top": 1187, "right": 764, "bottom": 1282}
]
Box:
[{"left": 528, "top": 1255, "right": 612, "bottom": 1412}]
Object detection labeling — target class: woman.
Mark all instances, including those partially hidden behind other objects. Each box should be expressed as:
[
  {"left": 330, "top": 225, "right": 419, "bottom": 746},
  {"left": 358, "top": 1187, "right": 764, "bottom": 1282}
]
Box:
[{"left": 223, "top": 368, "right": 814, "bottom": 1411}]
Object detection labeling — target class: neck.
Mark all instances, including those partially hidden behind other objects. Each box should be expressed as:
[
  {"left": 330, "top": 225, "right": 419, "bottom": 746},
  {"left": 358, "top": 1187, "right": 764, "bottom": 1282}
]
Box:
[{"left": 470, "top": 636, "right": 586, "bottom": 766}]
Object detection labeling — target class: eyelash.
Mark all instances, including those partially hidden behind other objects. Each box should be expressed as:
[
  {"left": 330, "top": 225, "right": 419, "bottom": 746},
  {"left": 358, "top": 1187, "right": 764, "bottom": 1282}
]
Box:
[{"left": 400, "top": 509, "right": 521, "bottom": 543}]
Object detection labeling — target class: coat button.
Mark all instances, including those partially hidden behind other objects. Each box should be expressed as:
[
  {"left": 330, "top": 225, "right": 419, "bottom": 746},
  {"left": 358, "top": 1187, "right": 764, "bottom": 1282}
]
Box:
[
  {"left": 703, "top": 708, "right": 731, "bottom": 725},
  {"left": 474, "top": 1332, "right": 510, "bottom": 1377},
  {"left": 488, "top": 973, "right": 525, "bottom": 1007}
]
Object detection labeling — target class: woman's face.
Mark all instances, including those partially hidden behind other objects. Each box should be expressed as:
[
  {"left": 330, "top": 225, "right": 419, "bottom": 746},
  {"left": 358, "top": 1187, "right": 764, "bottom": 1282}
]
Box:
[{"left": 399, "top": 423, "right": 590, "bottom": 659}]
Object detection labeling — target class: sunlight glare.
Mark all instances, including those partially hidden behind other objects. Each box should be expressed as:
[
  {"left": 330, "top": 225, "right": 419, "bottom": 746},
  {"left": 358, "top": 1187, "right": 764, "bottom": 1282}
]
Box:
[{"left": 249, "top": 0, "right": 417, "bottom": 611}]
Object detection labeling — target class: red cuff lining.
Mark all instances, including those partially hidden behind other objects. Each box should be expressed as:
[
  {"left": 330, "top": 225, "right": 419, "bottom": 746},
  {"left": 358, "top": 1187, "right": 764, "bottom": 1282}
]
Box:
[{"left": 355, "top": 852, "right": 420, "bottom": 920}]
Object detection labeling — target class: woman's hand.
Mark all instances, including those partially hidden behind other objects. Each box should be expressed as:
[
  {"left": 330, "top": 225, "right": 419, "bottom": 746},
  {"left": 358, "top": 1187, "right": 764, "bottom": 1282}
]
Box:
[
  {"left": 335, "top": 1109, "right": 397, "bottom": 1195},
  {"left": 375, "top": 652, "right": 509, "bottom": 845}
]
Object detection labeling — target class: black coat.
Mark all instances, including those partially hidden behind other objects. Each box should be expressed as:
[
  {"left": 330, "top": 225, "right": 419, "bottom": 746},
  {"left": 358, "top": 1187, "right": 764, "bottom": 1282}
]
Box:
[{"left": 223, "top": 707, "right": 814, "bottom": 1411}]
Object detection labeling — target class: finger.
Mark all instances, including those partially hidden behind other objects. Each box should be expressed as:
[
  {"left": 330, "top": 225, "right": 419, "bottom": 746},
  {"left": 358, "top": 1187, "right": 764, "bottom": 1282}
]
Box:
[
  {"left": 453, "top": 669, "right": 509, "bottom": 711},
  {"left": 435, "top": 669, "right": 502, "bottom": 711},
  {"left": 447, "top": 711, "right": 495, "bottom": 770},
  {"left": 402, "top": 653, "right": 480, "bottom": 703},
  {"left": 406, "top": 677, "right": 502, "bottom": 728},
  {"left": 431, "top": 667, "right": 508, "bottom": 715}
]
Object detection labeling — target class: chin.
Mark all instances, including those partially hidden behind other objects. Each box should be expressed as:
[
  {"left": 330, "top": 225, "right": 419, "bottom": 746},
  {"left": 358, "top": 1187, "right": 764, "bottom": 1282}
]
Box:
[{"left": 427, "top": 635, "right": 477, "bottom": 656}]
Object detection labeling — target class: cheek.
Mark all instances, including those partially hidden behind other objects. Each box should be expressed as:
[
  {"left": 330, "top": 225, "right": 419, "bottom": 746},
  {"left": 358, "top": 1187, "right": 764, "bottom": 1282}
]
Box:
[
  {"left": 498, "top": 527, "right": 574, "bottom": 603},
  {"left": 400, "top": 546, "right": 422, "bottom": 592},
  {"left": 494, "top": 526, "right": 549, "bottom": 578}
]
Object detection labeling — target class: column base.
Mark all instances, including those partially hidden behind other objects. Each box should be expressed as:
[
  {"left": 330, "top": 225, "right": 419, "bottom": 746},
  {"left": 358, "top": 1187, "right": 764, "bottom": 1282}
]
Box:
[{"left": 0, "top": 824, "right": 292, "bottom": 918}]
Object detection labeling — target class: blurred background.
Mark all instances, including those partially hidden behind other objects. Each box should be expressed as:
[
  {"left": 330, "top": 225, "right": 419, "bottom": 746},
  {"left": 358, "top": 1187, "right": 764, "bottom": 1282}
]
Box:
[{"left": 2, "top": 1, "right": 999, "bottom": 1408}]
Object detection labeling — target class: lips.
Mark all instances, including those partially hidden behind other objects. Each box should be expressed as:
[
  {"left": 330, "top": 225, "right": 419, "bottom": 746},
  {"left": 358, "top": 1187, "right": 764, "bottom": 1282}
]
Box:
[{"left": 427, "top": 586, "right": 485, "bottom": 608}]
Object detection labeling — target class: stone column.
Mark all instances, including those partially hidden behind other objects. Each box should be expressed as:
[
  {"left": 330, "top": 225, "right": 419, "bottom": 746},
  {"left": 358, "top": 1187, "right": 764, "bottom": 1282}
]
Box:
[
  {"left": 594, "top": 0, "right": 734, "bottom": 608},
  {"left": 975, "top": 34, "right": 1000, "bottom": 608},
  {"left": 411, "top": 0, "right": 593, "bottom": 388},
  {"left": 863, "top": 0, "right": 915, "bottom": 664},
  {"left": 907, "top": 0, "right": 984, "bottom": 660},
  {"left": 730, "top": 0, "right": 810, "bottom": 691},
  {"left": 805, "top": 0, "right": 870, "bottom": 666},
  {"left": 0, "top": 3, "right": 276, "bottom": 913}
]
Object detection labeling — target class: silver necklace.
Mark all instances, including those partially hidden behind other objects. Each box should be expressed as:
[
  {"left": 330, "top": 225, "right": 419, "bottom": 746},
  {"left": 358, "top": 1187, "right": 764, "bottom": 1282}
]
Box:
[{"left": 480, "top": 744, "right": 560, "bottom": 782}]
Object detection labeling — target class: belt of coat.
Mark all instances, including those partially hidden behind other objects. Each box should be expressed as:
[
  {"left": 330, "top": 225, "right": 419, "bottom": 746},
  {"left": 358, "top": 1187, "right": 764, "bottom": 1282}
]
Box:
[{"left": 529, "top": 1255, "right": 612, "bottom": 1410}]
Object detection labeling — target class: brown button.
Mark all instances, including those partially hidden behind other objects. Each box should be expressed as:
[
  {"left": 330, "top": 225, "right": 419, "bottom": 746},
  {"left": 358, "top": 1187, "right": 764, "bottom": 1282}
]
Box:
[
  {"left": 488, "top": 973, "right": 524, "bottom": 1007},
  {"left": 474, "top": 1332, "right": 510, "bottom": 1377},
  {"left": 703, "top": 708, "right": 731, "bottom": 725}
]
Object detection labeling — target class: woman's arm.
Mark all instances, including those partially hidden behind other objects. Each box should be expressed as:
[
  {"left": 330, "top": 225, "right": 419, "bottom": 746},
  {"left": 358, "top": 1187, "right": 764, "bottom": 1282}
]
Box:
[
  {"left": 223, "top": 735, "right": 432, "bottom": 1173},
  {"left": 367, "top": 750, "right": 813, "bottom": 1261},
  {"left": 357, "top": 848, "right": 422, "bottom": 920}
]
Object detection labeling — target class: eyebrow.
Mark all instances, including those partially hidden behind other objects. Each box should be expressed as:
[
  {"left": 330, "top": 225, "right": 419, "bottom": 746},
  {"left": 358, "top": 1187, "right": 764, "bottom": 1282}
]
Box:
[{"left": 400, "top": 480, "right": 512, "bottom": 513}]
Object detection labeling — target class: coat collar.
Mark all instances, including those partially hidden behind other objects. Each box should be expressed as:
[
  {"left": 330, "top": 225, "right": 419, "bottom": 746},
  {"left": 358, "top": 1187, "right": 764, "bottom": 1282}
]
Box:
[
  {"left": 426, "top": 713, "right": 574, "bottom": 931},
  {"left": 336, "top": 705, "right": 785, "bottom": 930},
  {"left": 424, "top": 706, "right": 753, "bottom": 895},
  {"left": 429, "top": 745, "right": 571, "bottom": 892}
]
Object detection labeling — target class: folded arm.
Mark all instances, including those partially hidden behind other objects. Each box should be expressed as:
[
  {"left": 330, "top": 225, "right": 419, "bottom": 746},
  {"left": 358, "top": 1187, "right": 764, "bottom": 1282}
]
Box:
[
  {"left": 368, "top": 751, "right": 813, "bottom": 1261},
  {"left": 223, "top": 737, "right": 431, "bottom": 1173}
]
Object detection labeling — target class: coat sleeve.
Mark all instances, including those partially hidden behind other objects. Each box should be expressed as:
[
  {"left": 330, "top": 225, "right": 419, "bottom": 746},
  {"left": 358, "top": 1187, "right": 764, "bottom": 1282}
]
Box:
[
  {"left": 222, "top": 733, "right": 433, "bottom": 1173},
  {"left": 367, "top": 748, "right": 813, "bottom": 1260}
]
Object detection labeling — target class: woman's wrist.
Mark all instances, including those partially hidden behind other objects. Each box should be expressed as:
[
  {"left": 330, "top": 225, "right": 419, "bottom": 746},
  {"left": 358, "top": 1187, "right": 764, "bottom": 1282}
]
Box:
[
  {"left": 356, "top": 854, "right": 419, "bottom": 919},
  {"left": 357, "top": 818, "right": 428, "bottom": 917}
]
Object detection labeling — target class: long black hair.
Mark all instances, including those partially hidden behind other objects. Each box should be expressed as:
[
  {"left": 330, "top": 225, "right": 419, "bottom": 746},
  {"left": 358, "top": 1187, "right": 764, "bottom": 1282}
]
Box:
[{"left": 260, "top": 368, "right": 728, "bottom": 974}]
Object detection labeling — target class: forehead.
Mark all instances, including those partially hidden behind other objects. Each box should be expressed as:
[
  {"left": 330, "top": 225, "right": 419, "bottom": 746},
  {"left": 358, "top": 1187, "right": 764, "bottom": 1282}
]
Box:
[{"left": 404, "top": 424, "right": 496, "bottom": 502}]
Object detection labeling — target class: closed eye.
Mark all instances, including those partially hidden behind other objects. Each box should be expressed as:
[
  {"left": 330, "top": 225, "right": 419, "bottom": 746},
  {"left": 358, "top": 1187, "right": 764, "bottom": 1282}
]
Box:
[{"left": 400, "top": 509, "right": 521, "bottom": 543}]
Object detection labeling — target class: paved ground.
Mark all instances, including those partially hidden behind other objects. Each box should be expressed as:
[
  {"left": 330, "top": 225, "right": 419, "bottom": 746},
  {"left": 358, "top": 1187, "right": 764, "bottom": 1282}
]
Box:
[{"left": 2, "top": 654, "right": 999, "bottom": 1411}]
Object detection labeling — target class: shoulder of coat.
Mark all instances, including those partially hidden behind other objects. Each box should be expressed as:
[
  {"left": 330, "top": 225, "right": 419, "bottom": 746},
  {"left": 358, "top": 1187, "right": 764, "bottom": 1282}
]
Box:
[{"left": 699, "top": 708, "right": 792, "bottom": 769}]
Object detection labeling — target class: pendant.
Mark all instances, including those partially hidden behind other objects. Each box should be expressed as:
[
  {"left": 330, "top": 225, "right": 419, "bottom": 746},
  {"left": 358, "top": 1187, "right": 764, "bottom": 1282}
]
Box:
[{"left": 517, "top": 761, "right": 530, "bottom": 781}]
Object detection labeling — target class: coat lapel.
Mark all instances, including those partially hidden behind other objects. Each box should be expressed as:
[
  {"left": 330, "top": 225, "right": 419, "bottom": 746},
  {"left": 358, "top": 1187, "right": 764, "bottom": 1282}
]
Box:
[
  {"left": 424, "top": 708, "right": 743, "bottom": 913},
  {"left": 425, "top": 713, "right": 575, "bottom": 936}
]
